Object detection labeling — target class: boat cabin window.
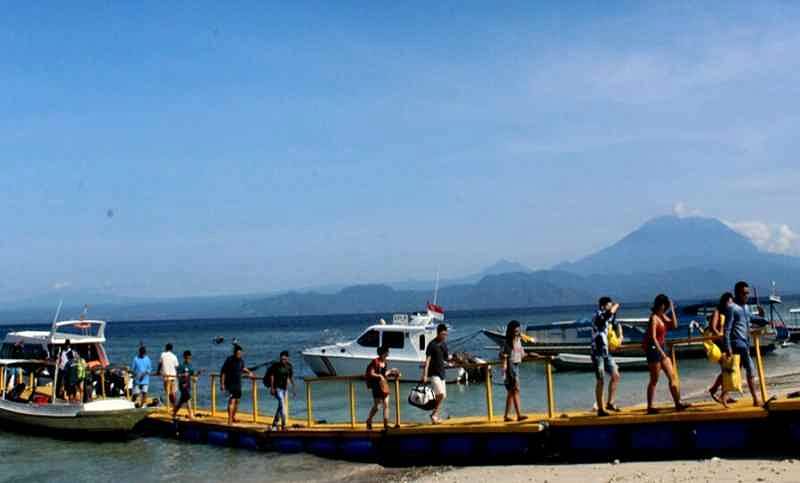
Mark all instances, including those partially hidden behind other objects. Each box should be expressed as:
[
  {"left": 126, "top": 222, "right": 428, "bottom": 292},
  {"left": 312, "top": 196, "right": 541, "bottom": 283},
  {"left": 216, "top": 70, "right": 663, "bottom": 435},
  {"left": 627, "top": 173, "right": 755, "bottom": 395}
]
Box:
[
  {"left": 419, "top": 334, "right": 426, "bottom": 351},
  {"left": 0, "top": 343, "right": 49, "bottom": 360},
  {"left": 382, "top": 331, "right": 404, "bottom": 349},
  {"left": 357, "top": 330, "right": 380, "bottom": 348}
]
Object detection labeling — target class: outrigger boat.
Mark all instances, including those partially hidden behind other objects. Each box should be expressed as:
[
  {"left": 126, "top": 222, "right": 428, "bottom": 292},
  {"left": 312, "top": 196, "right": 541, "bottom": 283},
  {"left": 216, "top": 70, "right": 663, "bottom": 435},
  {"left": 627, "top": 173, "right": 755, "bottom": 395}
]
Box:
[
  {"left": 482, "top": 298, "right": 781, "bottom": 361},
  {"left": 302, "top": 302, "right": 463, "bottom": 382}
]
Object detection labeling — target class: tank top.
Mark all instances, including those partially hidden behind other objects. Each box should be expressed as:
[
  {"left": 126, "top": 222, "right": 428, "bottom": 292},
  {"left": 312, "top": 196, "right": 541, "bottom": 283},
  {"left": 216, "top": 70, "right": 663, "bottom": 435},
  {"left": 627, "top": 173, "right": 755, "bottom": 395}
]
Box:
[{"left": 642, "top": 315, "right": 667, "bottom": 349}]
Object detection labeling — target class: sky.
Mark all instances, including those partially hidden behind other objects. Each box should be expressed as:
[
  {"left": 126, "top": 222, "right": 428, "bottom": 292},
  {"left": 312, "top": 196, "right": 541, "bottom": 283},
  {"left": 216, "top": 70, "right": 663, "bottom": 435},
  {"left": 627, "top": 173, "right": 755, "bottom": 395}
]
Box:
[{"left": 2, "top": 1, "right": 800, "bottom": 301}]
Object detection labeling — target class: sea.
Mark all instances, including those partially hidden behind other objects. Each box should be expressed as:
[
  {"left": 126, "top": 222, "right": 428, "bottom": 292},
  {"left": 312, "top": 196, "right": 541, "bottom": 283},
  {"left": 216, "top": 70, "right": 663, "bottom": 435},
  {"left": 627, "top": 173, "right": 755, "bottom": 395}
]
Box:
[{"left": 2, "top": 299, "right": 800, "bottom": 483}]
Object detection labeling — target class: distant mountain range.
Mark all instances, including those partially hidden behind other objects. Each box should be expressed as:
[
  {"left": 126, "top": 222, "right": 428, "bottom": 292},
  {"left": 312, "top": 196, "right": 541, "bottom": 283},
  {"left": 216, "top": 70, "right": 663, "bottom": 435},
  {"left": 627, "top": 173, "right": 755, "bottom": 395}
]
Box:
[{"left": 3, "top": 215, "right": 799, "bottom": 322}]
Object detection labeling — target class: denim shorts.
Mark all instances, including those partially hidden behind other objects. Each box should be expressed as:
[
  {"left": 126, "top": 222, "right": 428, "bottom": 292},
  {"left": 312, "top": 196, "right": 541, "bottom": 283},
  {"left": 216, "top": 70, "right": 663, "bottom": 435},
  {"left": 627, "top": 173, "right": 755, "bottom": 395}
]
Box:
[
  {"left": 732, "top": 342, "right": 755, "bottom": 378},
  {"left": 505, "top": 363, "right": 520, "bottom": 390},
  {"left": 645, "top": 344, "right": 666, "bottom": 364},
  {"left": 592, "top": 353, "right": 618, "bottom": 380}
]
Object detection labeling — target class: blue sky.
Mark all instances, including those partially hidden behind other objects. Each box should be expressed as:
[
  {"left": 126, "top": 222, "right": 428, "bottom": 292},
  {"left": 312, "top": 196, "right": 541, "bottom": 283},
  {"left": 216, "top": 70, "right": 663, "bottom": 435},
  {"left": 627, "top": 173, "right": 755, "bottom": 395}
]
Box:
[{"left": 3, "top": 2, "right": 800, "bottom": 300}]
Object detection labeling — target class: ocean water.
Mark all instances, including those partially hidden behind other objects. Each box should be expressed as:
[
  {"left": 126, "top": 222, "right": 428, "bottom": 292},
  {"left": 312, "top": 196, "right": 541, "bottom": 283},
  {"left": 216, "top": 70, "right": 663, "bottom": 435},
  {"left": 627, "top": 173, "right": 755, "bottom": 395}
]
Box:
[{"left": 2, "top": 300, "right": 800, "bottom": 482}]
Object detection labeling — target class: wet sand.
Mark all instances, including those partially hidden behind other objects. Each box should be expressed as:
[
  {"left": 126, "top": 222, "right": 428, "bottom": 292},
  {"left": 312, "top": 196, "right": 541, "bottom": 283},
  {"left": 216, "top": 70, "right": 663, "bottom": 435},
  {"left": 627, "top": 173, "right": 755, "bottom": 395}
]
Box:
[{"left": 408, "top": 458, "right": 800, "bottom": 483}]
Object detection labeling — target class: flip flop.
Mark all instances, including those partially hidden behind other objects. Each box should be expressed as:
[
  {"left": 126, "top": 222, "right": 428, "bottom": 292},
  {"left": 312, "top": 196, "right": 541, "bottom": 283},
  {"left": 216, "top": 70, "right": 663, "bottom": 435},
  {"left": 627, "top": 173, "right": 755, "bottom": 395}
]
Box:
[
  {"left": 605, "top": 403, "right": 621, "bottom": 412},
  {"left": 709, "top": 390, "right": 723, "bottom": 405},
  {"left": 675, "top": 402, "right": 691, "bottom": 412},
  {"left": 518, "top": 415, "right": 529, "bottom": 422},
  {"left": 647, "top": 408, "right": 659, "bottom": 415}
]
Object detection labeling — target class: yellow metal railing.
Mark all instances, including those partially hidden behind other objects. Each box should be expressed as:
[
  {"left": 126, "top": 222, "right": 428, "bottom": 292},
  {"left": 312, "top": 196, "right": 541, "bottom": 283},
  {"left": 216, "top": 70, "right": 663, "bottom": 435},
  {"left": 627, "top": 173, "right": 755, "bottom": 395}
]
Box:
[{"left": 303, "top": 374, "right": 403, "bottom": 429}]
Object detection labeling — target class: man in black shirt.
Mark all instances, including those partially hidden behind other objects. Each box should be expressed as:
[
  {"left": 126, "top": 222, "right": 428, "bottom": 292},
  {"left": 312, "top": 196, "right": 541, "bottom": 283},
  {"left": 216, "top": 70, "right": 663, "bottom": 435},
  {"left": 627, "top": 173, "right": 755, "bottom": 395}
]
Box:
[
  {"left": 220, "top": 344, "right": 253, "bottom": 425},
  {"left": 422, "top": 324, "right": 450, "bottom": 424}
]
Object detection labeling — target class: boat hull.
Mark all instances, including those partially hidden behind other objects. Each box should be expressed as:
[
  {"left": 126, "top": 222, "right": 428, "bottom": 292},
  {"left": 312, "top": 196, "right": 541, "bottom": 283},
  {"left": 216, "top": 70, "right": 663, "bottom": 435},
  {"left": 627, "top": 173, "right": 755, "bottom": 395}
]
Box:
[
  {"left": 0, "top": 399, "right": 152, "bottom": 438},
  {"left": 302, "top": 353, "right": 461, "bottom": 383}
]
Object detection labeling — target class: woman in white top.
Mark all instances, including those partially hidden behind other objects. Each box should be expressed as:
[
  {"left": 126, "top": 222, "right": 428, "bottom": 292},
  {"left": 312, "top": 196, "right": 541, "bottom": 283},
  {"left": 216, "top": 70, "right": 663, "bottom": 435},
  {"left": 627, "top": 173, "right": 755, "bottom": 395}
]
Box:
[{"left": 501, "top": 320, "right": 528, "bottom": 422}]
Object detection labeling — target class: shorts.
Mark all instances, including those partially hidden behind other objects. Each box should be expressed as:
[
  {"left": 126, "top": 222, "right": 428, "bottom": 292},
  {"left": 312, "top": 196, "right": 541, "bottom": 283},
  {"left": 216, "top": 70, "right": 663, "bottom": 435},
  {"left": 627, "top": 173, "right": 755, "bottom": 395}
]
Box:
[
  {"left": 228, "top": 386, "right": 242, "bottom": 400},
  {"left": 504, "top": 363, "right": 520, "bottom": 391},
  {"left": 591, "top": 353, "right": 618, "bottom": 380},
  {"left": 178, "top": 390, "right": 191, "bottom": 404},
  {"left": 430, "top": 376, "right": 446, "bottom": 397},
  {"left": 66, "top": 384, "right": 79, "bottom": 397},
  {"left": 133, "top": 384, "right": 149, "bottom": 395},
  {"left": 645, "top": 344, "right": 666, "bottom": 364},
  {"left": 732, "top": 342, "right": 755, "bottom": 379},
  {"left": 369, "top": 380, "right": 389, "bottom": 400}
]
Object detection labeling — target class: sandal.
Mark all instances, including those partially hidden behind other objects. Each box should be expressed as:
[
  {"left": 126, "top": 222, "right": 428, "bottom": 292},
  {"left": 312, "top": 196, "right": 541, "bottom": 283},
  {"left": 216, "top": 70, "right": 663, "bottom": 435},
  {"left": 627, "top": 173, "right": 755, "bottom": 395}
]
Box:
[
  {"left": 518, "top": 415, "right": 529, "bottom": 422},
  {"left": 504, "top": 416, "right": 514, "bottom": 422},
  {"left": 597, "top": 409, "right": 610, "bottom": 417},
  {"left": 675, "top": 402, "right": 691, "bottom": 412},
  {"left": 709, "top": 390, "right": 722, "bottom": 405},
  {"left": 366, "top": 420, "right": 372, "bottom": 430},
  {"left": 647, "top": 407, "right": 659, "bottom": 415},
  {"left": 605, "top": 403, "right": 621, "bottom": 412}
]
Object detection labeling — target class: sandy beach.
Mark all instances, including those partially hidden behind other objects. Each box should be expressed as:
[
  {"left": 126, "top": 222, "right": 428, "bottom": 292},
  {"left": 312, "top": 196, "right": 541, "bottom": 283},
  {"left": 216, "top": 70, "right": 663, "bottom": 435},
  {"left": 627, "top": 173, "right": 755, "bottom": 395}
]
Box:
[{"left": 408, "top": 458, "right": 799, "bottom": 483}]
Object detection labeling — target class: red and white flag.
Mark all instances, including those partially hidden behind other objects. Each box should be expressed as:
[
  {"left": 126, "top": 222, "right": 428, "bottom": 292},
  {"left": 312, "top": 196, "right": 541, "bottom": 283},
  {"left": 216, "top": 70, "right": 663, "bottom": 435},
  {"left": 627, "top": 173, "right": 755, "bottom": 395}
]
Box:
[{"left": 427, "top": 302, "right": 445, "bottom": 321}]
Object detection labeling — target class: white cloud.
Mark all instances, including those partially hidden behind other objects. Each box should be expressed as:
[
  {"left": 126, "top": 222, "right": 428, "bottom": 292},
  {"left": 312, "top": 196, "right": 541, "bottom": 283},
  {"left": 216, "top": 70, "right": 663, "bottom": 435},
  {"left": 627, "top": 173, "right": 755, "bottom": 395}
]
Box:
[
  {"left": 51, "top": 281, "right": 71, "bottom": 290},
  {"left": 724, "top": 220, "right": 800, "bottom": 255},
  {"left": 672, "top": 202, "right": 702, "bottom": 218}
]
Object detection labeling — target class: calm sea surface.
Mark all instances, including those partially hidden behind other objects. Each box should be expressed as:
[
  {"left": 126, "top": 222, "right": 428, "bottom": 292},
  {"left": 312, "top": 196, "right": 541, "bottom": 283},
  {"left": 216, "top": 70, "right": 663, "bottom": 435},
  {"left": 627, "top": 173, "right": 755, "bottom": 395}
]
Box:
[{"left": 2, "top": 300, "right": 800, "bottom": 482}]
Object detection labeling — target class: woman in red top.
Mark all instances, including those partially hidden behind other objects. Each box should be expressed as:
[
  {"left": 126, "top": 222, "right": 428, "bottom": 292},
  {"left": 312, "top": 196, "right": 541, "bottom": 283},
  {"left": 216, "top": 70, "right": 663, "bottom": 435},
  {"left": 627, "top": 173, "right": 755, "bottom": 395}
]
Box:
[
  {"left": 365, "top": 345, "right": 400, "bottom": 430},
  {"left": 644, "top": 294, "right": 690, "bottom": 414}
]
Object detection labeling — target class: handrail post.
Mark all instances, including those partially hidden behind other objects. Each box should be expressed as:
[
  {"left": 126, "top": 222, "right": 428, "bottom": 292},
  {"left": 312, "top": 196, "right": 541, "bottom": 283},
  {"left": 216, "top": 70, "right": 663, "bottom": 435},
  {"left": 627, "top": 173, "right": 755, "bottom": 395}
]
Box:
[
  {"left": 210, "top": 374, "right": 218, "bottom": 417},
  {"left": 28, "top": 372, "right": 34, "bottom": 391},
  {"left": 671, "top": 344, "right": 680, "bottom": 391},
  {"left": 251, "top": 376, "right": 259, "bottom": 423},
  {"left": 545, "top": 358, "right": 555, "bottom": 419},
  {"left": 484, "top": 364, "right": 494, "bottom": 422},
  {"left": 306, "top": 381, "right": 314, "bottom": 428},
  {"left": 754, "top": 332, "right": 768, "bottom": 404},
  {"left": 0, "top": 366, "right": 5, "bottom": 395},
  {"left": 100, "top": 370, "right": 106, "bottom": 399},
  {"left": 348, "top": 381, "right": 356, "bottom": 429},
  {"left": 191, "top": 375, "right": 198, "bottom": 414},
  {"left": 393, "top": 377, "right": 401, "bottom": 428},
  {"left": 124, "top": 372, "right": 131, "bottom": 400}
]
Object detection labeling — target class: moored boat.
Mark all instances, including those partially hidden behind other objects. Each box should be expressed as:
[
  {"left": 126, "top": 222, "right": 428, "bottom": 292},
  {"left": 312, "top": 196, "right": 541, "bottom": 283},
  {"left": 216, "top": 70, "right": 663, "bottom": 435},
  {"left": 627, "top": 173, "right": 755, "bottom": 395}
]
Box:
[
  {"left": 302, "top": 303, "right": 462, "bottom": 382},
  {"left": 0, "top": 359, "right": 151, "bottom": 437}
]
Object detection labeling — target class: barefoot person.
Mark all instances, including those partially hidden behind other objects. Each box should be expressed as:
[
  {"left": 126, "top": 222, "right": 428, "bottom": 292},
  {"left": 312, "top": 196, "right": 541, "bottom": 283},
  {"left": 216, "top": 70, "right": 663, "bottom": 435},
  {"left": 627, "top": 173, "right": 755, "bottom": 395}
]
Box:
[
  {"left": 708, "top": 292, "right": 734, "bottom": 405},
  {"left": 365, "top": 345, "right": 400, "bottom": 430},
  {"left": 721, "top": 281, "right": 763, "bottom": 407},
  {"left": 500, "top": 320, "right": 528, "bottom": 422},
  {"left": 422, "top": 324, "right": 450, "bottom": 424},
  {"left": 267, "top": 351, "right": 295, "bottom": 431},
  {"left": 172, "top": 350, "right": 197, "bottom": 420},
  {"left": 591, "top": 297, "right": 622, "bottom": 417},
  {"left": 645, "top": 294, "right": 690, "bottom": 414},
  {"left": 220, "top": 344, "right": 253, "bottom": 425}
]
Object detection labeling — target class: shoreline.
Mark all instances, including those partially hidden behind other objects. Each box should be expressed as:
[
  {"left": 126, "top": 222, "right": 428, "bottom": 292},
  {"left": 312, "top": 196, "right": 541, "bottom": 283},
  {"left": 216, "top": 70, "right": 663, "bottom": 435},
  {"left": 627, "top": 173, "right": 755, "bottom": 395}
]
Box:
[{"left": 407, "top": 458, "right": 799, "bottom": 483}]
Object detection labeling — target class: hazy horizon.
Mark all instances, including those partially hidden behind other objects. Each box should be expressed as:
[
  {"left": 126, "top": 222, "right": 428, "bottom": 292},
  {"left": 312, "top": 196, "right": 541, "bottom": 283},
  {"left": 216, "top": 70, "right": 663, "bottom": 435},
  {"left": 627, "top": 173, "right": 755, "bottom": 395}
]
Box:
[{"left": 4, "top": 2, "right": 800, "bottom": 302}]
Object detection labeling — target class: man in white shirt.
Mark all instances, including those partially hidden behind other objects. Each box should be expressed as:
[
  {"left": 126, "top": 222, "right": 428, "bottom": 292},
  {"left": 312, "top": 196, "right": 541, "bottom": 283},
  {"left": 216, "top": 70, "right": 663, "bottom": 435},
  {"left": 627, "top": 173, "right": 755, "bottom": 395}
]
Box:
[{"left": 158, "top": 343, "right": 180, "bottom": 406}]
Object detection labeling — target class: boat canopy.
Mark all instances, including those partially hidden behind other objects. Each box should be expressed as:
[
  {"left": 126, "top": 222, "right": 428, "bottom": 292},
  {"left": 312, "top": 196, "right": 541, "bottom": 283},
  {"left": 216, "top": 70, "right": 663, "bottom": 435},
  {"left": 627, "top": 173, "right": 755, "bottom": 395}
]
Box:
[{"left": 4, "top": 320, "right": 107, "bottom": 346}]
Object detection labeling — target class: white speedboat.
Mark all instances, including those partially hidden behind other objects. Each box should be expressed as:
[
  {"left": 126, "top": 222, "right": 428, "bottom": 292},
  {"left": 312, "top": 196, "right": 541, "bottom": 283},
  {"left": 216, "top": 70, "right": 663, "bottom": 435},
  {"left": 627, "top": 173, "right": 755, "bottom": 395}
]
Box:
[{"left": 302, "top": 303, "right": 461, "bottom": 382}]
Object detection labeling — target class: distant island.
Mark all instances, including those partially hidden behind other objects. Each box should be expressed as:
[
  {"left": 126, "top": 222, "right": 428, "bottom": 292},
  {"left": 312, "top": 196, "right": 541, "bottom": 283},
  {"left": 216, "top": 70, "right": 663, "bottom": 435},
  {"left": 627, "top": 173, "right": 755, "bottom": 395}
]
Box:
[{"left": 4, "top": 215, "right": 800, "bottom": 322}]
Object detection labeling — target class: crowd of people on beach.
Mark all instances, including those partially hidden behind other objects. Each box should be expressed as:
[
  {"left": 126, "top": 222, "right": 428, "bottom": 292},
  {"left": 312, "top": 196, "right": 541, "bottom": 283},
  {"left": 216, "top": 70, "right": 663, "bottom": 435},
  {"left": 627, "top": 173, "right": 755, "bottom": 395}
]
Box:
[{"left": 124, "top": 279, "right": 765, "bottom": 430}]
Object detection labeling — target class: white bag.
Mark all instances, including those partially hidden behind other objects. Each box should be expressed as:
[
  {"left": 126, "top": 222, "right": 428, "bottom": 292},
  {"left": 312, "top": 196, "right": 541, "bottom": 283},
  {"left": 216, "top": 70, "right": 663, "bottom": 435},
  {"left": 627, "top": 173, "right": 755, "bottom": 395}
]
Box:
[{"left": 408, "top": 384, "right": 437, "bottom": 410}]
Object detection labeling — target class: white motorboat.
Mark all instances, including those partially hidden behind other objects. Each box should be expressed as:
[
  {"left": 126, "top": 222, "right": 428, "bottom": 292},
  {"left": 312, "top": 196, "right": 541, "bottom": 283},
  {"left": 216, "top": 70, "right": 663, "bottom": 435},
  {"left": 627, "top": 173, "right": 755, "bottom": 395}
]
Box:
[
  {"left": 0, "top": 359, "right": 151, "bottom": 437},
  {"left": 302, "top": 303, "right": 461, "bottom": 382}
]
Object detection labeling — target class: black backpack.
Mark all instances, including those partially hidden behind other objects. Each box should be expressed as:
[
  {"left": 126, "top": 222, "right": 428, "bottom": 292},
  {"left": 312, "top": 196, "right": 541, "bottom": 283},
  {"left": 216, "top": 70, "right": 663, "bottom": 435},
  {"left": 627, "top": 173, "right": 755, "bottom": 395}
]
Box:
[{"left": 262, "top": 362, "right": 277, "bottom": 387}]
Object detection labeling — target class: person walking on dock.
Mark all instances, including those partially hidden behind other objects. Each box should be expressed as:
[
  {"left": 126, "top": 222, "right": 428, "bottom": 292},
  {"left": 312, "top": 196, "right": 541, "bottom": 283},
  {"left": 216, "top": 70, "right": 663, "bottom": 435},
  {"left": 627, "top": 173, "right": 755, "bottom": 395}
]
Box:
[
  {"left": 158, "top": 343, "right": 180, "bottom": 407},
  {"left": 422, "top": 323, "right": 450, "bottom": 424},
  {"left": 645, "top": 294, "right": 690, "bottom": 414},
  {"left": 221, "top": 344, "right": 253, "bottom": 425},
  {"left": 131, "top": 346, "right": 153, "bottom": 408},
  {"left": 501, "top": 320, "right": 528, "bottom": 422},
  {"left": 721, "top": 281, "right": 763, "bottom": 407},
  {"left": 266, "top": 350, "right": 295, "bottom": 431},
  {"left": 365, "top": 345, "right": 400, "bottom": 430},
  {"left": 172, "top": 350, "right": 197, "bottom": 420},
  {"left": 591, "top": 297, "right": 622, "bottom": 417},
  {"left": 707, "top": 292, "right": 734, "bottom": 406}
]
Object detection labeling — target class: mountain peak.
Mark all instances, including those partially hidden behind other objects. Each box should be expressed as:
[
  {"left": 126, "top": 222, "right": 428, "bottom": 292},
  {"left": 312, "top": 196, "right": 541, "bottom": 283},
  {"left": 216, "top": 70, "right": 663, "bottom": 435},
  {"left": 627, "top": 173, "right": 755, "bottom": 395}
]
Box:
[
  {"left": 480, "top": 259, "right": 531, "bottom": 276},
  {"left": 558, "top": 215, "right": 760, "bottom": 276}
]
